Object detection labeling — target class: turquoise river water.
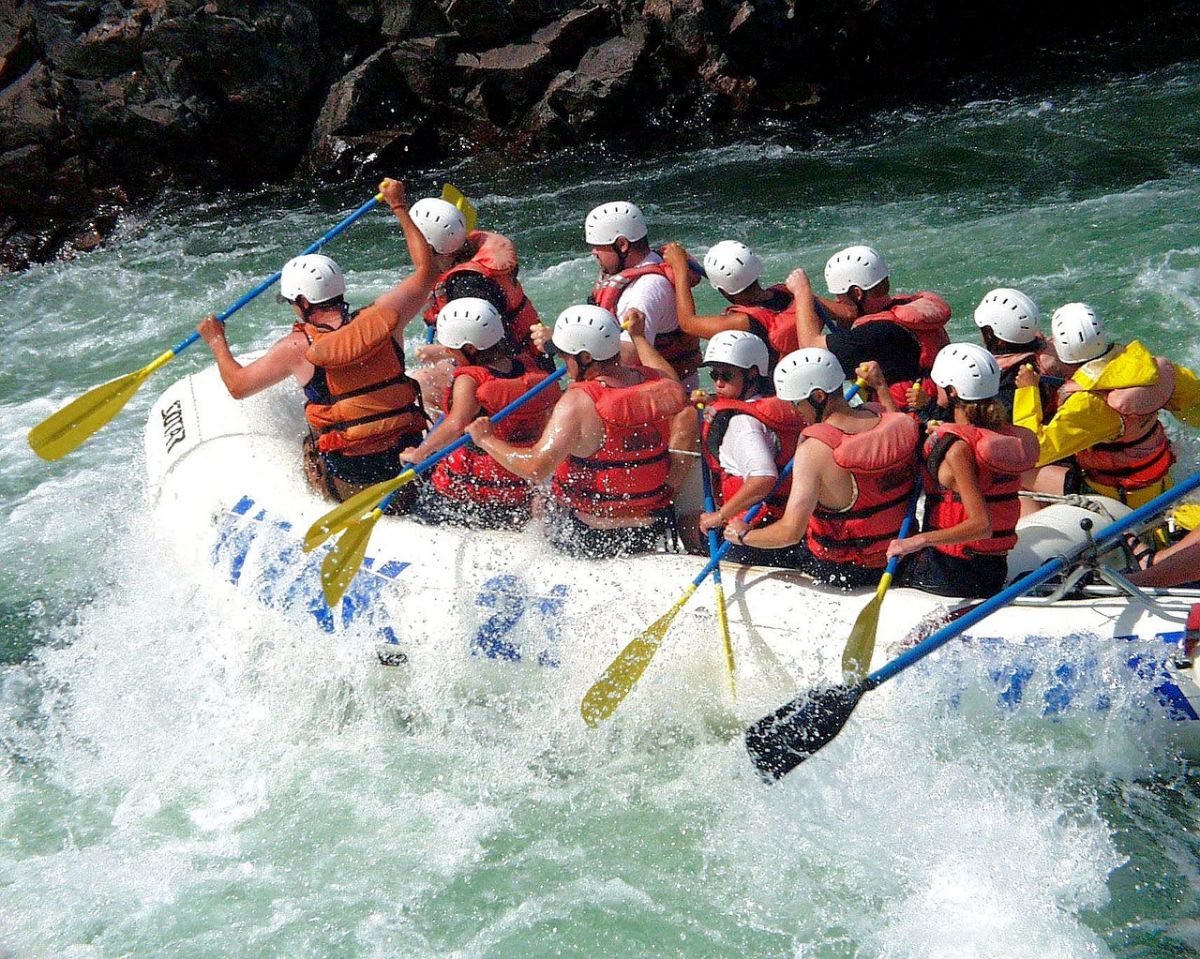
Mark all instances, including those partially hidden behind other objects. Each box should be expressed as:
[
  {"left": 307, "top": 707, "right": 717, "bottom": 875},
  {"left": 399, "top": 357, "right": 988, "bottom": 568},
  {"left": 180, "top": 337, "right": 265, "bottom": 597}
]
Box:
[{"left": 3, "top": 61, "right": 1200, "bottom": 957}]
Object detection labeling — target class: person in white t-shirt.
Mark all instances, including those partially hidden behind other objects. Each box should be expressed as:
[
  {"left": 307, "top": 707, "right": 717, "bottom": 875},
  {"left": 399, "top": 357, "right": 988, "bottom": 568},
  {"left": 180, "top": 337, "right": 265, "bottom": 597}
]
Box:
[{"left": 697, "top": 330, "right": 807, "bottom": 566}]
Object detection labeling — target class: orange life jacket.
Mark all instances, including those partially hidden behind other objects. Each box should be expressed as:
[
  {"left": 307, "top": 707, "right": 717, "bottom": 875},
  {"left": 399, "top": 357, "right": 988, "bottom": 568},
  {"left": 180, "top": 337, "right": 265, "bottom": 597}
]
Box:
[
  {"left": 801, "top": 409, "right": 920, "bottom": 568},
  {"left": 589, "top": 263, "right": 703, "bottom": 380},
  {"left": 298, "top": 304, "right": 426, "bottom": 456},
  {"left": 552, "top": 367, "right": 687, "bottom": 519},
  {"left": 423, "top": 231, "right": 540, "bottom": 356},
  {"left": 431, "top": 359, "right": 560, "bottom": 506},
  {"left": 853, "top": 292, "right": 951, "bottom": 373},
  {"left": 922, "top": 422, "right": 1040, "bottom": 559},
  {"left": 701, "top": 396, "right": 807, "bottom": 522},
  {"left": 1059, "top": 355, "right": 1177, "bottom": 491},
  {"left": 727, "top": 285, "right": 799, "bottom": 367}
]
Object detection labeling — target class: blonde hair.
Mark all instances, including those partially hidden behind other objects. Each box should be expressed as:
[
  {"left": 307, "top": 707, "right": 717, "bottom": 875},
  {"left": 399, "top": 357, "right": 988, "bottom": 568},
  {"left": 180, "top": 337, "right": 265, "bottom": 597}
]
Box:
[{"left": 960, "top": 397, "right": 1007, "bottom": 431}]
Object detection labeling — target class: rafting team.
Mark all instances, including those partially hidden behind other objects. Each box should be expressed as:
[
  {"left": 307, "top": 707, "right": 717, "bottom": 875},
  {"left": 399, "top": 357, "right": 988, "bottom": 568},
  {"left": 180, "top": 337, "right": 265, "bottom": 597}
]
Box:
[{"left": 195, "top": 177, "right": 1200, "bottom": 598}]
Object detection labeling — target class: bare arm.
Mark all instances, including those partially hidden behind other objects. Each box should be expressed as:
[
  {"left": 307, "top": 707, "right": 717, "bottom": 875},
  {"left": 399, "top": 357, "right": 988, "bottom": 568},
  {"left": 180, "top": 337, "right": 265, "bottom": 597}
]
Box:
[
  {"left": 787, "top": 268, "right": 829, "bottom": 350},
  {"left": 402, "top": 373, "right": 478, "bottom": 462},
  {"left": 661, "top": 241, "right": 751, "bottom": 339},
  {"left": 466, "top": 388, "right": 586, "bottom": 484},
  {"left": 624, "top": 309, "right": 678, "bottom": 380},
  {"left": 374, "top": 178, "right": 438, "bottom": 334},
  {"left": 887, "top": 441, "right": 986, "bottom": 558},
  {"left": 197, "top": 317, "right": 308, "bottom": 400},
  {"left": 713, "top": 474, "right": 776, "bottom": 524},
  {"left": 727, "top": 442, "right": 824, "bottom": 549}
]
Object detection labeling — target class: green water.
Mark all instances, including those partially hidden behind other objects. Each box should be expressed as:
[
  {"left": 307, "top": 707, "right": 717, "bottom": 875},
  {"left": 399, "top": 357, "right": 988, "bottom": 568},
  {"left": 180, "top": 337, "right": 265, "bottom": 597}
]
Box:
[{"left": 3, "top": 62, "right": 1200, "bottom": 957}]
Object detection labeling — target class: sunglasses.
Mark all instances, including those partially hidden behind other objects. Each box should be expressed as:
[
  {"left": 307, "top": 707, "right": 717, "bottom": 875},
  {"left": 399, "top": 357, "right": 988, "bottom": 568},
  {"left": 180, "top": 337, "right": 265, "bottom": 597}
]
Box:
[
  {"left": 709, "top": 367, "right": 742, "bottom": 381},
  {"left": 275, "top": 293, "right": 296, "bottom": 305}
]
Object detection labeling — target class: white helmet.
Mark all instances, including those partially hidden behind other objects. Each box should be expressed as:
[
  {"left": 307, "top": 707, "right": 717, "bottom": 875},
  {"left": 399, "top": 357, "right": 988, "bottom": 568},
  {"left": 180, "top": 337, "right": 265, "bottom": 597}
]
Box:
[
  {"left": 436, "top": 297, "right": 504, "bottom": 351},
  {"left": 973, "top": 288, "right": 1040, "bottom": 345},
  {"left": 280, "top": 253, "right": 346, "bottom": 304},
  {"left": 1051, "top": 302, "right": 1107, "bottom": 364},
  {"left": 584, "top": 201, "right": 648, "bottom": 245},
  {"left": 551, "top": 305, "right": 622, "bottom": 361},
  {"left": 410, "top": 197, "right": 468, "bottom": 255},
  {"left": 930, "top": 342, "right": 1001, "bottom": 401},
  {"left": 704, "top": 240, "right": 763, "bottom": 295},
  {"left": 773, "top": 348, "right": 845, "bottom": 402},
  {"left": 824, "top": 245, "right": 889, "bottom": 295},
  {"left": 701, "top": 330, "right": 770, "bottom": 378}
]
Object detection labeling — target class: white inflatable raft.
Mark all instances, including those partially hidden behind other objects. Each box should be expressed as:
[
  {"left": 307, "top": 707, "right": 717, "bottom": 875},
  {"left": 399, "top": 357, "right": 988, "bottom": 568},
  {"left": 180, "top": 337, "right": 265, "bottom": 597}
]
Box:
[{"left": 144, "top": 364, "right": 1200, "bottom": 742}]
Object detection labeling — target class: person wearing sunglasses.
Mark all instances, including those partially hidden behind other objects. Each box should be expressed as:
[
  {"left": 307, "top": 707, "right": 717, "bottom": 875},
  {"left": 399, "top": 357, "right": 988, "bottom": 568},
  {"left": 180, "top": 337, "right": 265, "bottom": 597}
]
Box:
[
  {"left": 196, "top": 177, "right": 437, "bottom": 506},
  {"left": 697, "top": 331, "right": 807, "bottom": 566}
]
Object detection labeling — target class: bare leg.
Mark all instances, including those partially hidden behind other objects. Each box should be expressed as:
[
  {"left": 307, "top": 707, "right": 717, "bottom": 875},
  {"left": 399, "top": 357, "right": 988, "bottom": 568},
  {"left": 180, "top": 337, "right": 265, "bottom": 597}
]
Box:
[
  {"left": 1019, "top": 464, "right": 1069, "bottom": 517},
  {"left": 411, "top": 359, "right": 457, "bottom": 418},
  {"left": 667, "top": 405, "right": 698, "bottom": 494},
  {"left": 1129, "top": 527, "right": 1200, "bottom": 588}
]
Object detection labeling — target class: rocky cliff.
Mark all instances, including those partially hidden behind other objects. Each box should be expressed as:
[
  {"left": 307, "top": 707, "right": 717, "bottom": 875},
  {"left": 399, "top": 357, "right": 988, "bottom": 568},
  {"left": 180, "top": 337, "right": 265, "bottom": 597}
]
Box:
[{"left": 3, "top": 0, "right": 1197, "bottom": 270}]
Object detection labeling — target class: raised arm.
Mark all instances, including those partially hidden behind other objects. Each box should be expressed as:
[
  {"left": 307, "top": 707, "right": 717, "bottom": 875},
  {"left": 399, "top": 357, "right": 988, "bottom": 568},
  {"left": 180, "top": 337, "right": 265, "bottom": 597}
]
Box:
[
  {"left": 788, "top": 268, "right": 829, "bottom": 350},
  {"left": 197, "top": 318, "right": 310, "bottom": 400},
  {"left": 624, "top": 309, "right": 678, "bottom": 380},
  {"left": 374, "top": 178, "right": 438, "bottom": 328},
  {"left": 661, "top": 242, "right": 750, "bottom": 340}
]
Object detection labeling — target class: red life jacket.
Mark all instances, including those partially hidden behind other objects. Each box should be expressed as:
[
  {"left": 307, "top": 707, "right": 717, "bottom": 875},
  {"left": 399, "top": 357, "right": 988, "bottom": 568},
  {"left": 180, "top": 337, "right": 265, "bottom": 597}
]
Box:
[
  {"left": 298, "top": 304, "right": 426, "bottom": 456},
  {"left": 992, "top": 335, "right": 1074, "bottom": 380},
  {"left": 729, "top": 285, "right": 798, "bottom": 365},
  {"left": 423, "top": 231, "right": 540, "bottom": 356},
  {"left": 431, "top": 359, "right": 560, "bottom": 506},
  {"left": 589, "top": 263, "right": 703, "bottom": 380},
  {"left": 801, "top": 410, "right": 920, "bottom": 568},
  {"left": 853, "top": 292, "right": 951, "bottom": 373},
  {"left": 1059, "top": 354, "right": 1177, "bottom": 492},
  {"left": 552, "top": 367, "right": 687, "bottom": 519},
  {"left": 700, "top": 396, "right": 806, "bottom": 522},
  {"left": 922, "top": 422, "right": 1040, "bottom": 559}
]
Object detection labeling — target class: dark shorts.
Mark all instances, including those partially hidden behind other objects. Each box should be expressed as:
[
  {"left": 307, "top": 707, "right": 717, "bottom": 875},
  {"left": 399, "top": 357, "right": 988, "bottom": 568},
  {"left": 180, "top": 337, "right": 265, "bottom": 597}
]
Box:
[
  {"left": 898, "top": 547, "right": 1007, "bottom": 599},
  {"left": 722, "top": 542, "right": 810, "bottom": 570},
  {"left": 302, "top": 434, "right": 418, "bottom": 512},
  {"left": 412, "top": 483, "right": 531, "bottom": 531},
  {"left": 544, "top": 502, "right": 670, "bottom": 560},
  {"left": 789, "top": 542, "right": 885, "bottom": 591}
]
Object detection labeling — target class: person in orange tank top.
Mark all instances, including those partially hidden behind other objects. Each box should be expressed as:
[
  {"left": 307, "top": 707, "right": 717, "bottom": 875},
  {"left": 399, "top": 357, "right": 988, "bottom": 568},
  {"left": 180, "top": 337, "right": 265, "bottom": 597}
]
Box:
[{"left": 196, "top": 178, "right": 436, "bottom": 506}]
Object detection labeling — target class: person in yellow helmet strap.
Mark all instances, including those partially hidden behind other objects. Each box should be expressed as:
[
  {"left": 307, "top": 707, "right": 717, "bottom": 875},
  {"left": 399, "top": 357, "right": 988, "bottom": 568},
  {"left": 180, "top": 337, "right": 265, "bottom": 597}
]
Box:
[{"left": 1013, "top": 303, "right": 1200, "bottom": 515}]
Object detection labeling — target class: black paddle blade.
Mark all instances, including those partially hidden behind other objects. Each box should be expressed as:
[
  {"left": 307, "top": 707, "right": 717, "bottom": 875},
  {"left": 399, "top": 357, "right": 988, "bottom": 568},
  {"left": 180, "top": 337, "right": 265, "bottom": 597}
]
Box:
[{"left": 744, "top": 683, "right": 866, "bottom": 781}]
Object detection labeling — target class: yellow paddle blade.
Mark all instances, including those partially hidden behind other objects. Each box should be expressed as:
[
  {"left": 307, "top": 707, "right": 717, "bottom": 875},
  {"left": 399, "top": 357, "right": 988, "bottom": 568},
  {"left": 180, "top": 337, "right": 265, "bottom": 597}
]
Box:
[
  {"left": 713, "top": 581, "right": 737, "bottom": 700},
  {"left": 441, "top": 183, "right": 478, "bottom": 233},
  {"left": 320, "top": 509, "right": 382, "bottom": 606},
  {"left": 840, "top": 571, "right": 892, "bottom": 680},
  {"left": 28, "top": 350, "right": 174, "bottom": 461},
  {"left": 303, "top": 469, "right": 415, "bottom": 552},
  {"left": 581, "top": 584, "right": 697, "bottom": 727}
]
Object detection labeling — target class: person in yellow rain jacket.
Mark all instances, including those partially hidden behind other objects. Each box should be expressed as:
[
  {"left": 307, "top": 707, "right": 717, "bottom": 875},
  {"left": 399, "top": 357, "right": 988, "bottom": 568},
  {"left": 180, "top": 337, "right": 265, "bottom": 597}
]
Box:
[{"left": 1013, "top": 303, "right": 1200, "bottom": 519}]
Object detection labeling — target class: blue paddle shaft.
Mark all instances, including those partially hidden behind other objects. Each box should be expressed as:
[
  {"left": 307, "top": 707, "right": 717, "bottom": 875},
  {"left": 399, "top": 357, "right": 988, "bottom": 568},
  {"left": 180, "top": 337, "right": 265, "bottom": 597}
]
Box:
[
  {"left": 697, "top": 408, "right": 725, "bottom": 587},
  {"left": 690, "top": 376, "right": 861, "bottom": 589},
  {"left": 882, "top": 485, "right": 923, "bottom": 577},
  {"left": 378, "top": 365, "right": 568, "bottom": 511},
  {"left": 867, "top": 470, "right": 1200, "bottom": 688},
  {"left": 169, "top": 195, "right": 384, "bottom": 355}
]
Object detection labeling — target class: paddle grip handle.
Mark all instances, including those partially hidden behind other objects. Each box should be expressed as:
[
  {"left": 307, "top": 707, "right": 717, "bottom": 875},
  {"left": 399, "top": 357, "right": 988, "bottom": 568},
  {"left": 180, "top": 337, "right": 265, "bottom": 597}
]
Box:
[
  {"left": 377, "top": 365, "right": 568, "bottom": 512},
  {"left": 867, "top": 469, "right": 1200, "bottom": 689},
  {"left": 169, "top": 194, "right": 385, "bottom": 356}
]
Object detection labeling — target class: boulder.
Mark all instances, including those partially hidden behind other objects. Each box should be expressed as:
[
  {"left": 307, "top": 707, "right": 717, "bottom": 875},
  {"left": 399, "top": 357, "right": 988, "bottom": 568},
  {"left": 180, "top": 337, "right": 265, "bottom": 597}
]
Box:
[
  {"left": 533, "top": 31, "right": 648, "bottom": 137},
  {"left": 439, "top": 0, "right": 516, "bottom": 45},
  {"left": 0, "top": 63, "right": 64, "bottom": 152},
  {"left": 531, "top": 6, "right": 613, "bottom": 67},
  {"left": 302, "top": 47, "right": 440, "bottom": 180},
  {"left": 465, "top": 42, "right": 555, "bottom": 125}
]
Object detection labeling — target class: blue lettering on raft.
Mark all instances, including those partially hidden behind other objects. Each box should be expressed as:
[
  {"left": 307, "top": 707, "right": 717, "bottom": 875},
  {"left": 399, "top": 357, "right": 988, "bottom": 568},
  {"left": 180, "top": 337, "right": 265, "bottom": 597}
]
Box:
[
  {"left": 211, "top": 497, "right": 410, "bottom": 640},
  {"left": 211, "top": 497, "right": 569, "bottom": 667}
]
